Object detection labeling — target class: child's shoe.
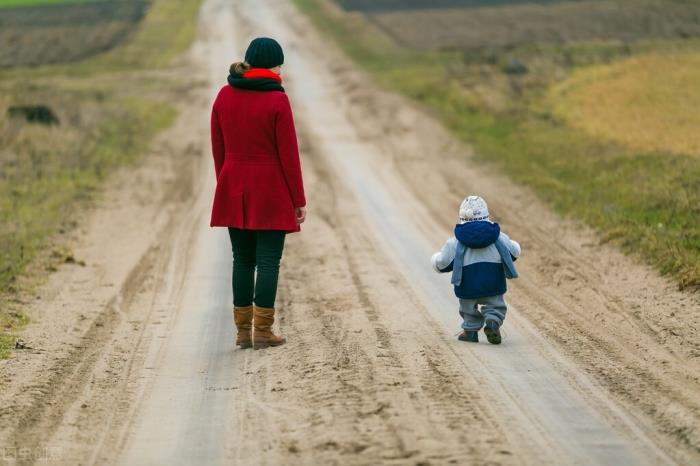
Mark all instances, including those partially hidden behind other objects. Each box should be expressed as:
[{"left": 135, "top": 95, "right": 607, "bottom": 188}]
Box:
[
  {"left": 483, "top": 320, "right": 502, "bottom": 345},
  {"left": 458, "top": 330, "right": 479, "bottom": 343}
]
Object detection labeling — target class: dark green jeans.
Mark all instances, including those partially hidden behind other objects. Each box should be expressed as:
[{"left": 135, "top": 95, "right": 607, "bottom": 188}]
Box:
[{"left": 228, "top": 228, "right": 286, "bottom": 309}]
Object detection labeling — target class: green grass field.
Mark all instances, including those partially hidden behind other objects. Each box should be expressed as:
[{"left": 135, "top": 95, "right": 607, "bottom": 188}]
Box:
[
  {"left": 0, "top": 0, "right": 204, "bottom": 358},
  {"left": 0, "top": 0, "right": 94, "bottom": 7},
  {"left": 293, "top": 0, "right": 700, "bottom": 291}
]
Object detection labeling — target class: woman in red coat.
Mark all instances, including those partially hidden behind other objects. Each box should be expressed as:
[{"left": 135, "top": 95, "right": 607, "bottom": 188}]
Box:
[{"left": 210, "top": 37, "right": 306, "bottom": 350}]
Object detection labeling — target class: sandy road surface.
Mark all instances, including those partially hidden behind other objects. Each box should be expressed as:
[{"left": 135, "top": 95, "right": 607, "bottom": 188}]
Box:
[{"left": 1, "top": 0, "right": 699, "bottom": 465}]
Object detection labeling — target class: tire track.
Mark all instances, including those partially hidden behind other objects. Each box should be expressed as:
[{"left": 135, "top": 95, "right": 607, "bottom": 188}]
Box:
[
  {"left": 1, "top": 100, "right": 207, "bottom": 465},
  {"left": 306, "top": 6, "right": 700, "bottom": 460},
  {"left": 219, "top": 116, "right": 522, "bottom": 464}
]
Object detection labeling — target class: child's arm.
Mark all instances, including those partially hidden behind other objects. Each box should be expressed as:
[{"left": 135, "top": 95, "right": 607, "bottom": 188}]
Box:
[
  {"left": 431, "top": 237, "right": 458, "bottom": 273},
  {"left": 499, "top": 232, "right": 521, "bottom": 260}
]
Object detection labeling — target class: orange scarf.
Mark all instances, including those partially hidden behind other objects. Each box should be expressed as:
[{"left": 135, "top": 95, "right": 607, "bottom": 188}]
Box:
[{"left": 243, "top": 68, "right": 282, "bottom": 83}]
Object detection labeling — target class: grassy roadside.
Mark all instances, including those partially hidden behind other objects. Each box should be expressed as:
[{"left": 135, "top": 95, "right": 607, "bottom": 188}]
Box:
[
  {"left": 0, "top": 0, "right": 92, "bottom": 6},
  {"left": 0, "top": 0, "right": 203, "bottom": 358},
  {"left": 292, "top": 0, "right": 700, "bottom": 291}
]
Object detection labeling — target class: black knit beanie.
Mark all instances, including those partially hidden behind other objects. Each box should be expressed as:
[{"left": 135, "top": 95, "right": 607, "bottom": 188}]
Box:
[{"left": 244, "top": 37, "right": 284, "bottom": 69}]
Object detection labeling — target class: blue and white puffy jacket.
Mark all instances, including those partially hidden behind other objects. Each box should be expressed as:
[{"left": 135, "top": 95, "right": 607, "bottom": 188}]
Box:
[{"left": 431, "top": 221, "right": 521, "bottom": 299}]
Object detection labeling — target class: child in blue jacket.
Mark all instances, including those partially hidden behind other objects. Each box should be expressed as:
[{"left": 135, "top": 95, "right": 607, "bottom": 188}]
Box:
[{"left": 431, "top": 196, "right": 521, "bottom": 344}]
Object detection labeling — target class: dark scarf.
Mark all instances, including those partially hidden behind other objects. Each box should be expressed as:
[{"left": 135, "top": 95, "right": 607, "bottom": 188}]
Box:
[{"left": 228, "top": 68, "right": 285, "bottom": 92}]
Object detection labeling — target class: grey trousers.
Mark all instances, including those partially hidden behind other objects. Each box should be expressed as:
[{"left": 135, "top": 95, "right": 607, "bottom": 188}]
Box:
[{"left": 459, "top": 295, "right": 507, "bottom": 330}]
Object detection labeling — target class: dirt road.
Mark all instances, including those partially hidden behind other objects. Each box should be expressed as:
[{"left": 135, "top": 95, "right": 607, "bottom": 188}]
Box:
[{"left": 1, "top": 0, "right": 699, "bottom": 464}]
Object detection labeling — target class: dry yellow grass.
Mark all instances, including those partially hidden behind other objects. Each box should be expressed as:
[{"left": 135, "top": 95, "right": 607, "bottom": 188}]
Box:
[{"left": 550, "top": 53, "right": 700, "bottom": 156}]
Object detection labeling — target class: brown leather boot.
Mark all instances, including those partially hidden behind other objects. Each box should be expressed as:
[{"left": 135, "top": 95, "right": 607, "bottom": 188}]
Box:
[
  {"left": 253, "top": 306, "right": 286, "bottom": 349},
  {"left": 233, "top": 306, "right": 254, "bottom": 349}
]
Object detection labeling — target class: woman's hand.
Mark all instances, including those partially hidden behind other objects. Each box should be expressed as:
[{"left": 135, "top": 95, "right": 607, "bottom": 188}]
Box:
[{"left": 295, "top": 206, "right": 307, "bottom": 224}]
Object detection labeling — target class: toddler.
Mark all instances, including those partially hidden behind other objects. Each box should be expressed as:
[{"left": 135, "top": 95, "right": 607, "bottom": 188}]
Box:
[{"left": 431, "top": 196, "right": 521, "bottom": 344}]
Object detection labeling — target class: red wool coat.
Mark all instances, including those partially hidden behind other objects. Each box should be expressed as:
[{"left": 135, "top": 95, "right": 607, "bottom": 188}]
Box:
[{"left": 210, "top": 84, "right": 306, "bottom": 232}]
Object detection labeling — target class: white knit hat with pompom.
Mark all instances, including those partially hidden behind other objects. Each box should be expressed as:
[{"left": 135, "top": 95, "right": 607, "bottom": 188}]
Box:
[{"left": 459, "top": 195, "right": 490, "bottom": 223}]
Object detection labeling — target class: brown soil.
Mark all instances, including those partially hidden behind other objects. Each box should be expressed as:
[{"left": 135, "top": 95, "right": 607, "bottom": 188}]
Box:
[
  {"left": 0, "top": 2, "right": 147, "bottom": 68},
  {"left": 361, "top": 1, "right": 700, "bottom": 50}
]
